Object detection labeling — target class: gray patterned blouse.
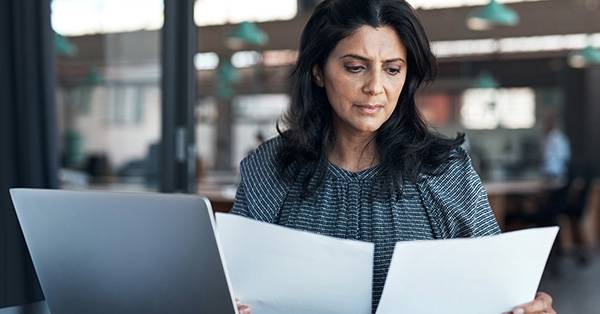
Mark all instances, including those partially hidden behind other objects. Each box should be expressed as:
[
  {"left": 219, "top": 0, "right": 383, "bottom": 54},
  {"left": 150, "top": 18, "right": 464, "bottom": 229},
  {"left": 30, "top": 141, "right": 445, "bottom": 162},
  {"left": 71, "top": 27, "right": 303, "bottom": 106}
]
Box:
[{"left": 231, "top": 136, "right": 500, "bottom": 311}]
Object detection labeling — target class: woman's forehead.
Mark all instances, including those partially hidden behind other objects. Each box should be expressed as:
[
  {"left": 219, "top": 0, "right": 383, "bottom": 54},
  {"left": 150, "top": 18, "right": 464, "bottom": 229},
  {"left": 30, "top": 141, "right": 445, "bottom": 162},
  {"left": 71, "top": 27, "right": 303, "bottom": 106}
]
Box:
[{"left": 330, "top": 25, "right": 407, "bottom": 61}]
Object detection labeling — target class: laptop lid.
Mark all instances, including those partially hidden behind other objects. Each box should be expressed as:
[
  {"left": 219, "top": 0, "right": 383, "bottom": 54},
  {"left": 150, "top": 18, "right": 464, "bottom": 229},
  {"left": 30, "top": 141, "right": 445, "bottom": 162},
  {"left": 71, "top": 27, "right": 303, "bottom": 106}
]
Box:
[{"left": 10, "top": 188, "right": 238, "bottom": 314}]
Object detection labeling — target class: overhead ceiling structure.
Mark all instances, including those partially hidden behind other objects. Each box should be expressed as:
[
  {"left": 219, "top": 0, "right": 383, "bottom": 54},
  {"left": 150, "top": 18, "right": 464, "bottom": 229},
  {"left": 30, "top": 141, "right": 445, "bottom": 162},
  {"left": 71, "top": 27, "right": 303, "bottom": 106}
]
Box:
[
  {"left": 56, "top": 0, "right": 600, "bottom": 89},
  {"left": 193, "top": 0, "right": 600, "bottom": 54}
]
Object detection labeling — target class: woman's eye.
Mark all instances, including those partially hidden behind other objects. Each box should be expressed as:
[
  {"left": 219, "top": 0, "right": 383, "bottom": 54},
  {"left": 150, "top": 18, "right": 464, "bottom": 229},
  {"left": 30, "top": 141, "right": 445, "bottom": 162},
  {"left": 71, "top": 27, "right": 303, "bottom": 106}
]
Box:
[
  {"left": 345, "top": 65, "right": 365, "bottom": 73},
  {"left": 386, "top": 68, "right": 401, "bottom": 75}
]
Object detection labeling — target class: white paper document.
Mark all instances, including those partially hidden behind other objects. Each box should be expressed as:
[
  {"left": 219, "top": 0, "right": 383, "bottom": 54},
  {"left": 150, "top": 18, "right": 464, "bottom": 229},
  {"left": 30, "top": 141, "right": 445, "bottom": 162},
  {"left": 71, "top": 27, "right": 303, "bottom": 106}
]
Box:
[
  {"left": 376, "top": 227, "right": 559, "bottom": 314},
  {"left": 216, "top": 213, "right": 557, "bottom": 314},
  {"left": 215, "top": 213, "right": 374, "bottom": 314}
]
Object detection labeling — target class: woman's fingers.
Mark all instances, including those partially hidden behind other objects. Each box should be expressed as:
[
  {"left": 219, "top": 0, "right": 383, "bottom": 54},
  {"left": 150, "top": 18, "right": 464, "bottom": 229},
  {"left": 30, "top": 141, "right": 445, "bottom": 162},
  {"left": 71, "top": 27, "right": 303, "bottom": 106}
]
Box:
[
  {"left": 235, "top": 297, "right": 252, "bottom": 314},
  {"left": 511, "top": 292, "right": 555, "bottom": 314},
  {"left": 238, "top": 306, "right": 252, "bottom": 314}
]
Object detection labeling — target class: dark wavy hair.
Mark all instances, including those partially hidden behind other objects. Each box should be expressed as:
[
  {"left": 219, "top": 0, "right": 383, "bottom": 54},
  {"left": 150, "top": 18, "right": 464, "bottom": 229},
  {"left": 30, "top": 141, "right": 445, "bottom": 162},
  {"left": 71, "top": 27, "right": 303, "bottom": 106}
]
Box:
[{"left": 277, "top": 0, "right": 464, "bottom": 194}]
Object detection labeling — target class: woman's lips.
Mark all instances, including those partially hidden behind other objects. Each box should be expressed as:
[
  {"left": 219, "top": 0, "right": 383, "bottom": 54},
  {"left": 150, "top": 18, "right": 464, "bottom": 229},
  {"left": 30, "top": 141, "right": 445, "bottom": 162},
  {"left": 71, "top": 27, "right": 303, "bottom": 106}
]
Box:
[{"left": 354, "top": 104, "right": 384, "bottom": 114}]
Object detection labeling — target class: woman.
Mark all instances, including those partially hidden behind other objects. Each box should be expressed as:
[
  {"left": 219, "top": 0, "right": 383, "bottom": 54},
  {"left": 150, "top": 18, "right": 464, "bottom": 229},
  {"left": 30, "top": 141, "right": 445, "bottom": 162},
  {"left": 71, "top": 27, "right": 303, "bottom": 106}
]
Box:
[{"left": 232, "top": 0, "right": 556, "bottom": 313}]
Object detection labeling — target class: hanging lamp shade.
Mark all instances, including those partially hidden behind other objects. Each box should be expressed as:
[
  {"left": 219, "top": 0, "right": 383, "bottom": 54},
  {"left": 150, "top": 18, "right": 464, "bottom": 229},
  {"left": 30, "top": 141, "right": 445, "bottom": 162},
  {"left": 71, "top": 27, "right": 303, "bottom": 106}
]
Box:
[
  {"left": 467, "top": 0, "right": 519, "bottom": 31},
  {"left": 226, "top": 21, "right": 268, "bottom": 49},
  {"left": 55, "top": 32, "right": 77, "bottom": 56},
  {"left": 216, "top": 60, "right": 240, "bottom": 98},
  {"left": 568, "top": 45, "right": 600, "bottom": 68},
  {"left": 85, "top": 67, "right": 103, "bottom": 85},
  {"left": 473, "top": 71, "right": 500, "bottom": 89},
  {"left": 217, "top": 60, "right": 240, "bottom": 84}
]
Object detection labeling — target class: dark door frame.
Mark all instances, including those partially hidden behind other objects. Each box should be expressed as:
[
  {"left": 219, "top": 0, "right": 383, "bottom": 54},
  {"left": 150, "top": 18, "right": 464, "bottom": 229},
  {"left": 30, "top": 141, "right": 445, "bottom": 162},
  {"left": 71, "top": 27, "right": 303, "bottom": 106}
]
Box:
[{"left": 160, "top": 0, "right": 198, "bottom": 193}]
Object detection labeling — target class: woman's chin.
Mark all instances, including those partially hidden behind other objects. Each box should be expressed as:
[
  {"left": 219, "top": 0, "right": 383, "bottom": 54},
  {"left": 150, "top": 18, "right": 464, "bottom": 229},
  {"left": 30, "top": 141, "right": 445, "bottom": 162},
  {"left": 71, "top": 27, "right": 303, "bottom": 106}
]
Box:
[
  {"left": 335, "top": 116, "right": 386, "bottom": 135},
  {"left": 349, "top": 123, "right": 383, "bottom": 135}
]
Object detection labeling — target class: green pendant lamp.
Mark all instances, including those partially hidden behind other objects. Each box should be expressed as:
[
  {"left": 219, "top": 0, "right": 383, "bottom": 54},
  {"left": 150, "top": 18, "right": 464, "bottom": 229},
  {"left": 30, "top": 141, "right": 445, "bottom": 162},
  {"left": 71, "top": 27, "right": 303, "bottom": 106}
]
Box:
[
  {"left": 467, "top": 0, "right": 519, "bottom": 31},
  {"left": 216, "top": 60, "right": 240, "bottom": 98},
  {"left": 226, "top": 21, "right": 268, "bottom": 50},
  {"left": 568, "top": 44, "right": 600, "bottom": 68},
  {"left": 85, "top": 66, "right": 104, "bottom": 85},
  {"left": 217, "top": 60, "right": 240, "bottom": 84},
  {"left": 473, "top": 71, "right": 500, "bottom": 89},
  {"left": 55, "top": 32, "right": 78, "bottom": 56}
]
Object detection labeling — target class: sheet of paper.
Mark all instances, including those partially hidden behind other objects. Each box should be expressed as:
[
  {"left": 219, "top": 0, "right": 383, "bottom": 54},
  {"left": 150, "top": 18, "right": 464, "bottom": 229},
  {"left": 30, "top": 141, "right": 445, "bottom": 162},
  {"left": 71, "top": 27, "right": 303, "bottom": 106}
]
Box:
[
  {"left": 376, "top": 227, "right": 559, "bottom": 314},
  {"left": 215, "top": 213, "right": 374, "bottom": 314}
]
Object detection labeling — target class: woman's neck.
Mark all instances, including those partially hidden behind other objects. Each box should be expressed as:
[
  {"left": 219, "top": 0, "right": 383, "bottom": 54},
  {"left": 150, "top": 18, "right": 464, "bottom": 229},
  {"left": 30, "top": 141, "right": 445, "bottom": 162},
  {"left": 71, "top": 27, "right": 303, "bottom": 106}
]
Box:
[{"left": 328, "top": 128, "right": 379, "bottom": 172}]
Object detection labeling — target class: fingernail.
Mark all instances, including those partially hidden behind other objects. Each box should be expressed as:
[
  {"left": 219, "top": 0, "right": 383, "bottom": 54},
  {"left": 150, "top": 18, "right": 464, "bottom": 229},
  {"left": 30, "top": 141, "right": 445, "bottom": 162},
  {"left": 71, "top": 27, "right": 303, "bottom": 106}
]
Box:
[{"left": 513, "top": 308, "right": 524, "bottom": 314}]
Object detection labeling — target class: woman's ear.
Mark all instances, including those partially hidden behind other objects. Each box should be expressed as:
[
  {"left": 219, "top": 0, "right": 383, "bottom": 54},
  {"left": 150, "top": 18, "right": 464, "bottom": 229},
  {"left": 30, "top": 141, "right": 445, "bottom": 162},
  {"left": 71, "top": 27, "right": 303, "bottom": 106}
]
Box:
[{"left": 312, "top": 65, "right": 324, "bottom": 87}]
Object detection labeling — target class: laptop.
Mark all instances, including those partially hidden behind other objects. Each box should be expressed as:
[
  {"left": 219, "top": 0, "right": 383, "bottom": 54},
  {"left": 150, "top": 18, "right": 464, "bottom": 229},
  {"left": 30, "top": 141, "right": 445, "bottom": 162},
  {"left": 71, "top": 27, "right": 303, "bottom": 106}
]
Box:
[{"left": 10, "top": 188, "right": 238, "bottom": 314}]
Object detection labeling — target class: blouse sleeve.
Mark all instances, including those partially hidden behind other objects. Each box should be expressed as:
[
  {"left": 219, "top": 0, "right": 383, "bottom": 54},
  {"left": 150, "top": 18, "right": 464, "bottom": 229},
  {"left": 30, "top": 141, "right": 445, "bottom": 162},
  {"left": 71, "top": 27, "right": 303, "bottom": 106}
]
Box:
[
  {"left": 416, "top": 148, "right": 501, "bottom": 238},
  {"left": 229, "top": 137, "right": 288, "bottom": 223},
  {"left": 230, "top": 173, "right": 250, "bottom": 217}
]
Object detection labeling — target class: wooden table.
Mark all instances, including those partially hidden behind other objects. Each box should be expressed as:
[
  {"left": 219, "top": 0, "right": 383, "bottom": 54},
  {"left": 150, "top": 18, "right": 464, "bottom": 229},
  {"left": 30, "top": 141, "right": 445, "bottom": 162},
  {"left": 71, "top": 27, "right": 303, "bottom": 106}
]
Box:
[
  {"left": 485, "top": 179, "right": 563, "bottom": 230},
  {"left": 197, "top": 183, "right": 236, "bottom": 213},
  {"left": 486, "top": 178, "right": 600, "bottom": 250}
]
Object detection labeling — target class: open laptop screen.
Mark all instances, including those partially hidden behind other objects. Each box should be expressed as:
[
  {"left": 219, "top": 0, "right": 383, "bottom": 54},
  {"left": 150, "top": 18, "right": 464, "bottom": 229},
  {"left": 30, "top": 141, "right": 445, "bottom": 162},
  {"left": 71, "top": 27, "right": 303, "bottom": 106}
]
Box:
[{"left": 10, "top": 189, "right": 237, "bottom": 314}]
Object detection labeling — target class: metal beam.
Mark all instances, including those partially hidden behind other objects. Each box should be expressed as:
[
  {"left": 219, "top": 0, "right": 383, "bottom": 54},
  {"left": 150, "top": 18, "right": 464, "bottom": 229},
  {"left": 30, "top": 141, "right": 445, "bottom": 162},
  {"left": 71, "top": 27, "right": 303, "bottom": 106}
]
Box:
[{"left": 160, "top": 0, "right": 197, "bottom": 193}]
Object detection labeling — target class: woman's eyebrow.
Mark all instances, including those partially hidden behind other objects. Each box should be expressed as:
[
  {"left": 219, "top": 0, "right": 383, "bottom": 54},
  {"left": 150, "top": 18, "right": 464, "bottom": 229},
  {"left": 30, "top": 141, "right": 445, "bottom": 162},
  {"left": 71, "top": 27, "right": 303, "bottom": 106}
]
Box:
[{"left": 339, "top": 53, "right": 406, "bottom": 64}]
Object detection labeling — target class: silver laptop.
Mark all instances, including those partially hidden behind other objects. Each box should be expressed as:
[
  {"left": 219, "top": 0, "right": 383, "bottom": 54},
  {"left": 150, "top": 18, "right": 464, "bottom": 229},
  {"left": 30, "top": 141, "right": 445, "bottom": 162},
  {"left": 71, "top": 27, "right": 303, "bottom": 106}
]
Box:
[{"left": 10, "top": 188, "right": 238, "bottom": 314}]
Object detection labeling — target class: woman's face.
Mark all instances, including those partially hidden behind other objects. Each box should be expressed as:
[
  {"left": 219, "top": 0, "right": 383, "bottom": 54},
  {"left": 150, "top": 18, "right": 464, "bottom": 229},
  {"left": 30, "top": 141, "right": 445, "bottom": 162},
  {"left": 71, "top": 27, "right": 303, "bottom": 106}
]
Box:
[{"left": 314, "top": 25, "right": 407, "bottom": 137}]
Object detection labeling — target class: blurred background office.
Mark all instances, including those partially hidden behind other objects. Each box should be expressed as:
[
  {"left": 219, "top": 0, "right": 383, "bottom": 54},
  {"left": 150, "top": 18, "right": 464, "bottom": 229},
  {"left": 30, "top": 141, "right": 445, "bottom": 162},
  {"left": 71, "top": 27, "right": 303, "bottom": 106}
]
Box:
[{"left": 1, "top": 0, "right": 600, "bottom": 312}]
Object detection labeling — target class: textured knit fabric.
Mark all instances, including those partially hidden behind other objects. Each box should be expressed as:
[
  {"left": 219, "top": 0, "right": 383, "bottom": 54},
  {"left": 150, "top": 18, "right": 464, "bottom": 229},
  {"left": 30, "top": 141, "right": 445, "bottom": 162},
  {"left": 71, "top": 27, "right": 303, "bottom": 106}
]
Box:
[{"left": 231, "top": 136, "right": 500, "bottom": 311}]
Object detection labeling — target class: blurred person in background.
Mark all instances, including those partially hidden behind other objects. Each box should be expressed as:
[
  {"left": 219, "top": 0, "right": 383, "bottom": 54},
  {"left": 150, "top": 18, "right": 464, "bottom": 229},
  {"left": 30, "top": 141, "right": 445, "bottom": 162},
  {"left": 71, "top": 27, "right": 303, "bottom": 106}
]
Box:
[
  {"left": 232, "top": 1, "right": 556, "bottom": 313},
  {"left": 538, "top": 110, "right": 592, "bottom": 272},
  {"left": 542, "top": 109, "right": 570, "bottom": 181}
]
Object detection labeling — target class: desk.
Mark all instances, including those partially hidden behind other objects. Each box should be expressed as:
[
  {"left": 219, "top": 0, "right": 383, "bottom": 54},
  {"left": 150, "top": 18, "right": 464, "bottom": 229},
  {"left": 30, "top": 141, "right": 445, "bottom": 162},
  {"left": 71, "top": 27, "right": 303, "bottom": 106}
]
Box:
[
  {"left": 485, "top": 179, "right": 562, "bottom": 230},
  {"left": 197, "top": 183, "right": 236, "bottom": 213},
  {"left": 487, "top": 179, "right": 600, "bottom": 250}
]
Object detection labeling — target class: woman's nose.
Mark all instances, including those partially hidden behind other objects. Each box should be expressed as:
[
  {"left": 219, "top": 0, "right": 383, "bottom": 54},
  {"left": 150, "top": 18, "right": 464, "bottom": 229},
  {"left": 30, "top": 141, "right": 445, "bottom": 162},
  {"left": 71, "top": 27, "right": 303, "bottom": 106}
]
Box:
[{"left": 362, "top": 71, "right": 384, "bottom": 95}]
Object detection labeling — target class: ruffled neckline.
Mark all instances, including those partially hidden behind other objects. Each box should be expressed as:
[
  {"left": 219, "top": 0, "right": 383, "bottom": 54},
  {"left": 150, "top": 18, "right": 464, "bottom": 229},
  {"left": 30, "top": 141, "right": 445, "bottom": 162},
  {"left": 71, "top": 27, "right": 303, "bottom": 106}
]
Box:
[{"left": 327, "top": 161, "right": 383, "bottom": 181}]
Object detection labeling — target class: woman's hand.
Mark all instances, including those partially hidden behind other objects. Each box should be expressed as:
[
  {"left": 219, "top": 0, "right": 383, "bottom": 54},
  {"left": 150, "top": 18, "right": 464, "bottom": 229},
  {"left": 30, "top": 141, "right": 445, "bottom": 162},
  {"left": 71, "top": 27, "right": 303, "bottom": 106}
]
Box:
[
  {"left": 235, "top": 297, "right": 252, "bottom": 314},
  {"left": 506, "top": 292, "right": 556, "bottom": 314}
]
